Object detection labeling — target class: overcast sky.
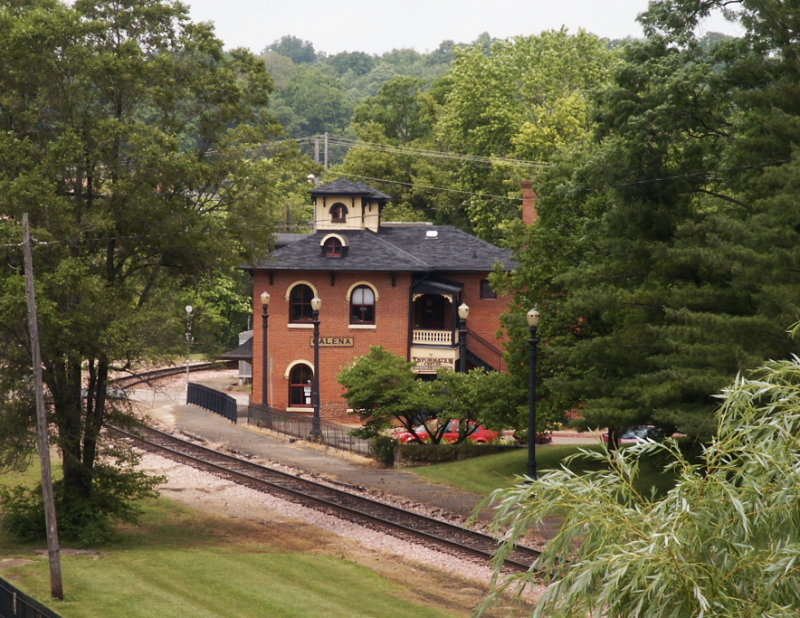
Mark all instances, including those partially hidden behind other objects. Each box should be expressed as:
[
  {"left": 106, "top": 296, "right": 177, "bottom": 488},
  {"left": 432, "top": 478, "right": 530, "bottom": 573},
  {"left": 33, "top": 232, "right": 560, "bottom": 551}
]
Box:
[{"left": 183, "top": 0, "right": 742, "bottom": 55}]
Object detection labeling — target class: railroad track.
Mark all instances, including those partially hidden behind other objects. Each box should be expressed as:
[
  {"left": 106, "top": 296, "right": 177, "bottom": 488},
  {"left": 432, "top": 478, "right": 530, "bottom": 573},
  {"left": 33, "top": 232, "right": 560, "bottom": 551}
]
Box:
[
  {"left": 114, "top": 361, "right": 226, "bottom": 389},
  {"left": 110, "top": 422, "right": 542, "bottom": 572}
]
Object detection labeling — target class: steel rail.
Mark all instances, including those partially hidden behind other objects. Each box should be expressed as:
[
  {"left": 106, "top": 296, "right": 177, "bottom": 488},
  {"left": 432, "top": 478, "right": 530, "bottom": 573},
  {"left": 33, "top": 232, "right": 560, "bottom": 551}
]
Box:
[
  {"left": 110, "top": 422, "right": 541, "bottom": 573},
  {"left": 113, "top": 362, "right": 226, "bottom": 389}
]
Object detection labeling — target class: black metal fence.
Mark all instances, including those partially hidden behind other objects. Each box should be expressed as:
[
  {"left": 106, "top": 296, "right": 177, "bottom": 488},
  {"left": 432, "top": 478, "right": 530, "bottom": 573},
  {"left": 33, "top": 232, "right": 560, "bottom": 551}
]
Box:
[
  {"left": 246, "top": 404, "right": 373, "bottom": 457},
  {"left": 0, "top": 577, "right": 61, "bottom": 618},
  {"left": 187, "top": 383, "right": 238, "bottom": 423}
]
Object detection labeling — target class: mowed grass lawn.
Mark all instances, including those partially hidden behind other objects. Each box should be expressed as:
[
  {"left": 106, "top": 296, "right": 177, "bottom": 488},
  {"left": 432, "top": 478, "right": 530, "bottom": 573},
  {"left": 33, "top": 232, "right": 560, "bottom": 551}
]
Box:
[
  {"left": 0, "top": 465, "right": 506, "bottom": 618},
  {"left": 411, "top": 442, "right": 685, "bottom": 496}
]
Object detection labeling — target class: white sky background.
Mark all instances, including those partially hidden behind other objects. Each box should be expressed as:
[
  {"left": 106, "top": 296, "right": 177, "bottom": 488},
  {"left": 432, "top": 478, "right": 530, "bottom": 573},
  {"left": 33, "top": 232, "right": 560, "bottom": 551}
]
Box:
[{"left": 183, "top": 0, "right": 743, "bottom": 55}]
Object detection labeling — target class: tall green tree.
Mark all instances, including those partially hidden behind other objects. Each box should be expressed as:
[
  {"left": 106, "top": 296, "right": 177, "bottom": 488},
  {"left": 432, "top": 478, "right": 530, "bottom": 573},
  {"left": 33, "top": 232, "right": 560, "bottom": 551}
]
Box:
[
  {"left": 0, "top": 0, "right": 304, "bottom": 539},
  {"left": 271, "top": 64, "right": 354, "bottom": 137},
  {"left": 433, "top": 30, "right": 618, "bottom": 241},
  {"left": 264, "top": 35, "right": 316, "bottom": 64},
  {"left": 504, "top": 2, "right": 800, "bottom": 442}
]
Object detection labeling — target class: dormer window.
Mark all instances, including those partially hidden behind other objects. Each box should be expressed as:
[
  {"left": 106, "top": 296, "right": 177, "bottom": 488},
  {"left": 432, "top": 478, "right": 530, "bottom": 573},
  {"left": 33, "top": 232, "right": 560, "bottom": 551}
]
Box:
[
  {"left": 330, "top": 203, "right": 348, "bottom": 223},
  {"left": 323, "top": 237, "right": 343, "bottom": 258},
  {"left": 320, "top": 233, "right": 348, "bottom": 258}
]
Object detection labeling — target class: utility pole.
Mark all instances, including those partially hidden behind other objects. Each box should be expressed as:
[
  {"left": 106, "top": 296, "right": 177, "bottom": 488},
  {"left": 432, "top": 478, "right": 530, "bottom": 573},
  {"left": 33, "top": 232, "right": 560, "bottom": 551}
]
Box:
[
  {"left": 323, "top": 131, "right": 329, "bottom": 170},
  {"left": 313, "top": 135, "right": 320, "bottom": 165},
  {"left": 21, "top": 213, "right": 64, "bottom": 600}
]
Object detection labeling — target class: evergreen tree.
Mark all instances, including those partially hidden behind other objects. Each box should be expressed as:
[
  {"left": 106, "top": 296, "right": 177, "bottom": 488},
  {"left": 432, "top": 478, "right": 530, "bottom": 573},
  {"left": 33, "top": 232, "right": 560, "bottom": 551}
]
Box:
[{"left": 505, "top": 1, "right": 800, "bottom": 442}]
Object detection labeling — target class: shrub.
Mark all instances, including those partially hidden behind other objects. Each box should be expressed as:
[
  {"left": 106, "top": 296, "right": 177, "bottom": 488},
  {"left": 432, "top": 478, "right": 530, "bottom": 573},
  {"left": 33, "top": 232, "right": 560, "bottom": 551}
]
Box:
[
  {"left": 369, "top": 435, "right": 397, "bottom": 467},
  {"left": 0, "top": 462, "right": 163, "bottom": 546}
]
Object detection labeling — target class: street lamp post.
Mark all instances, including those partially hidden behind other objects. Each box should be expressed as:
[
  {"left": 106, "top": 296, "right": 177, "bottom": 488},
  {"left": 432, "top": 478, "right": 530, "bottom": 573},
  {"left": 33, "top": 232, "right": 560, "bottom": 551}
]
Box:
[
  {"left": 526, "top": 307, "right": 540, "bottom": 480},
  {"left": 458, "top": 302, "right": 469, "bottom": 373},
  {"left": 311, "top": 296, "right": 322, "bottom": 439},
  {"left": 260, "top": 291, "right": 270, "bottom": 407},
  {"left": 184, "top": 305, "right": 194, "bottom": 390}
]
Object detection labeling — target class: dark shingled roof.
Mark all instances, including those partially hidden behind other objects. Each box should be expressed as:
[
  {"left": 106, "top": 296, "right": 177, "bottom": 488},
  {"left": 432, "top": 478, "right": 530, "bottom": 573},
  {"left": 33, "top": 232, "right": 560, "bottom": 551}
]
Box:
[
  {"left": 219, "top": 336, "right": 253, "bottom": 361},
  {"left": 251, "top": 225, "right": 515, "bottom": 273},
  {"left": 310, "top": 178, "right": 392, "bottom": 201}
]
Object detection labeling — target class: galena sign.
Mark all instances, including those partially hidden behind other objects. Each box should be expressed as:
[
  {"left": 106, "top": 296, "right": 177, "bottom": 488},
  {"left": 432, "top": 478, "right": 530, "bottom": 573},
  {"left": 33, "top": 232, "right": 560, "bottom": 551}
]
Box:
[{"left": 309, "top": 336, "right": 354, "bottom": 347}]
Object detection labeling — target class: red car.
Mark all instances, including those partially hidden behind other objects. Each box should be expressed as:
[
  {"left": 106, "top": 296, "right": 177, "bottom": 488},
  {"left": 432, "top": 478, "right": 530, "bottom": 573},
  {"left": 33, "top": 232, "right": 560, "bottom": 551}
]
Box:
[{"left": 393, "top": 419, "right": 499, "bottom": 444}]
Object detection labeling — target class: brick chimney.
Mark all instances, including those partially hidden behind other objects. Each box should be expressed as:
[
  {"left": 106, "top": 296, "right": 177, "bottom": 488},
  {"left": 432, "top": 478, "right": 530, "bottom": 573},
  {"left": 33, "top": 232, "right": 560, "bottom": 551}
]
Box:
[{"left": 521, "top": 179, "right": 538, "bottom": 225}]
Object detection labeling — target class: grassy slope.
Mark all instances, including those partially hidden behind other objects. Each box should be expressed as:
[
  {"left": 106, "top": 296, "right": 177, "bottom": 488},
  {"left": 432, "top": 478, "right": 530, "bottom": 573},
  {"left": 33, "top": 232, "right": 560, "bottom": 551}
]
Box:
[
  {"left": 411, "top": 443, "right": 680, "bottom": 496},
  {"left": 1, "top": 465, "right": 511, "bottom": 617}
]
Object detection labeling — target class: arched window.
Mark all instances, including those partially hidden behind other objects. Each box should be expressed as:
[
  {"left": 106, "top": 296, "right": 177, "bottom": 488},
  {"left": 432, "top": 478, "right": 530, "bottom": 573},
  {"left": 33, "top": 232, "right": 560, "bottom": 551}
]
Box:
[
  {"left": 323, "top": 236, "right": 343, "bottom": 258},
  {"left": 289, "top": 284, "right": 314, "bottom": 323},
  {"left": 330, "top": 203, "right": 348, "bottom": 223},
  {"left": 350, "top": 285, "right": 376, "bottom": 324},
  {"left": 288, "top": 363, "right": 313, "bottom": 407}
]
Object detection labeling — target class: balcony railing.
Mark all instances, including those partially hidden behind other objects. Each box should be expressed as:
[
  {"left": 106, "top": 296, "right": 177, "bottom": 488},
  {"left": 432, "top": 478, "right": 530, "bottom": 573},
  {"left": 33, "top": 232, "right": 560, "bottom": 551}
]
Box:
[{"left": 412, "top": 329, "right": 453, "bottom": 346}]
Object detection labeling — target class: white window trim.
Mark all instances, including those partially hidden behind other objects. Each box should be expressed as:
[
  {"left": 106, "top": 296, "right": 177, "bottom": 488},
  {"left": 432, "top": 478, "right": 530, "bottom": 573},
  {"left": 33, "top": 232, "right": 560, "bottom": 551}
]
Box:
[
  {"left": 320, "top": 232, "right": 348, "bottom": 249},
  {"left": 345, "top": 281, "right": 379, "bottom": 302},
  {"left": 284, "top": 359, "right": 314, "bottom": 379},
  {"left": 285, "top": 280, "right": 319, "bottom": 302}
]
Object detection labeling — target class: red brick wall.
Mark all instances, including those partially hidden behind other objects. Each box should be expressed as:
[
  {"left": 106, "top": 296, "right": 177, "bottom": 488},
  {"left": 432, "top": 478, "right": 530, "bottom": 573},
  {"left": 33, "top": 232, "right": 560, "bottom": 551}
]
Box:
[
  {"left": 440, "top": 271, "right": 510, "bottom": 353},
  {"left": 252, "top": 269, "right": 510, "bottom": 419},
  {"left": 253, "top": 270, "right": 412, "bottom": 416}
]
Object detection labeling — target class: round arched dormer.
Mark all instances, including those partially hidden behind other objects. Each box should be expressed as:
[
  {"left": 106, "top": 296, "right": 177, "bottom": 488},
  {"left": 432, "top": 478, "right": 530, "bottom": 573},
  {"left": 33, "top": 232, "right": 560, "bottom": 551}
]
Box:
[{"left": 320, "top": 233, "right": 348, "bottom": 258}]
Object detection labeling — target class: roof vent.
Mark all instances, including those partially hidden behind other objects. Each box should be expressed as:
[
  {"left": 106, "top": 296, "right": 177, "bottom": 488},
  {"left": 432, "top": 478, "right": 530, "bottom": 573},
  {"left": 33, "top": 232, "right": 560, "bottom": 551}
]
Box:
[{"left": 425, "top": 230, "right": 438, "bottom": 239}]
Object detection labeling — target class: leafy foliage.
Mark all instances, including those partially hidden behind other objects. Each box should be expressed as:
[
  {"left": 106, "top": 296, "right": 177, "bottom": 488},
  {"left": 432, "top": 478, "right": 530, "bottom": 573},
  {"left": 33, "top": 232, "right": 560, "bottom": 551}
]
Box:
[
  {"left": 338, "top": 346, "right": 430, "bottom": 437},
  {"left": 0, "top": 0, "right": 307, "bottom": 539},
  {"left": 1, "top": 448, "right": 163, "bottom": 546},
  {"left": 433, "top": 368, "right": 527, "bottom": 432},
  {"left": 501, "top": 2, "right": 800, "bottom": 440},
  {"left": 481, "top": 353, "right": 800, "bottom": 617}
]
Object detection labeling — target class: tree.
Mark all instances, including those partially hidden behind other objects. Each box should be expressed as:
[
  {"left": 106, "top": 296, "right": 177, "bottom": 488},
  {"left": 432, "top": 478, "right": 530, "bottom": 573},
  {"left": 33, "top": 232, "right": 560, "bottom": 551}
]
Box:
[
  {"left": 326, "top": 51, "right": 376, "bottom": 77},
  {"left": 503, "top": 3, "right": 800, "bottom": 443},
  {"left": 480, "top": 352, "right": 800, "bottom": 617},
  {"left": 0, "top": 0, "right": 303, "bottom": 541},
  {"left": 433, "top": 30, "right": 619, "bottom": 241},
  {"left": 433, "top": 368, "right": 527, "bottom": 434},
  {"left": 352, "top": 76, "right": 433, "bottom": 144},
  {"left": 337, "top": 346, "right": 430, "bottom": 438},
  {"left": 265, "top": 35, "right": 316, "bottom": 64},
  {"left": 271, "top": 65, "right": 354, "bottom": 137}
]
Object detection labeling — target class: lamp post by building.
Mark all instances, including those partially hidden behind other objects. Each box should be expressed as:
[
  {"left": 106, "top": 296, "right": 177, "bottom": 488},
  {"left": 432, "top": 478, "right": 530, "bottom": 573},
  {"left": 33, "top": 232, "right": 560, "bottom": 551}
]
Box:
[
  {"left": 184, "top": 305, "right": 193, "bottom": 390},
  {"left": 311, "top": 296, "right": 322, "bottom": 439},
  {"left": 260, "top": 291, "right": 270, "bottom": 408},
  {"left": 526, "top": 307, "right": 540, "bottom": 480},
  {"left": 458, "top": 302, "right": 469, "bottom": 373}
]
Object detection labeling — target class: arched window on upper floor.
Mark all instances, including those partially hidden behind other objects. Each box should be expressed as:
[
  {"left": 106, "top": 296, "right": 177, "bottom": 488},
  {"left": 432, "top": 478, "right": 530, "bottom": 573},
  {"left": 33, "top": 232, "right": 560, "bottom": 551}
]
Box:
[
  {"left": 289, "top": 284, "right": 314, "bottom": 323},
  {"left": 330, "top": 202, "right": 348, "bottom": 223},
  {"left": 350, "top": 285, "right": 376, "bottom": 324}
]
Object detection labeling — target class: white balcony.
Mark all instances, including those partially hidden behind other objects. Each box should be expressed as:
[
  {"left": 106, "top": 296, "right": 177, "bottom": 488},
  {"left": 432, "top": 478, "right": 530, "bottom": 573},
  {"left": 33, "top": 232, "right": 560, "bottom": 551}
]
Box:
[{"left": 411, "top": 329, "right": 453, "bottom": 346}]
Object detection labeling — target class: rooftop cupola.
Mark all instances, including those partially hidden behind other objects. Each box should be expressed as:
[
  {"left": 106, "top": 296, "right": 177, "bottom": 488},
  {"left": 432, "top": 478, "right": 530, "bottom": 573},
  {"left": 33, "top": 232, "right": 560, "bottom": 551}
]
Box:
[{"left": 309, "top": 179, "right": 391, "bottom": 233}]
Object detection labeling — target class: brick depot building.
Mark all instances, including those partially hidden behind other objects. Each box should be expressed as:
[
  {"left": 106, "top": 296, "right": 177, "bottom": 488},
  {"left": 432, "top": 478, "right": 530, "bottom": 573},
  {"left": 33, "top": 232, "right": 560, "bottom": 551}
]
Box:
[{"left": 247, "top": 179, "right": 516, "bottom": 420}]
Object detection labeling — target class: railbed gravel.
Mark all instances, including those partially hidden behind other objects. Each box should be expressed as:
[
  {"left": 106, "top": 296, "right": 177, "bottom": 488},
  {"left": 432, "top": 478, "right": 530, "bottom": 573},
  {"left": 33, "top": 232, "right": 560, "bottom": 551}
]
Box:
[{"left": 137, "top": 449, "right": 542, "bottom": 600}]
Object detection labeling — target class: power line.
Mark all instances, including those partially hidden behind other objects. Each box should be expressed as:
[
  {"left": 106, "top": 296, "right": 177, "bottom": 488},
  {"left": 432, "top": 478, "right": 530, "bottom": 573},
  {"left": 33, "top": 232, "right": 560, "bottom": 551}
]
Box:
[
  {"left": 322, "top": 135, "right": 554, "bottom": 168},
  {"left": 2, "top": 154, "right": 792, "bottom": 250},
  {"left": 337, "top": 172, "right": 522, "bottom": 202}
]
